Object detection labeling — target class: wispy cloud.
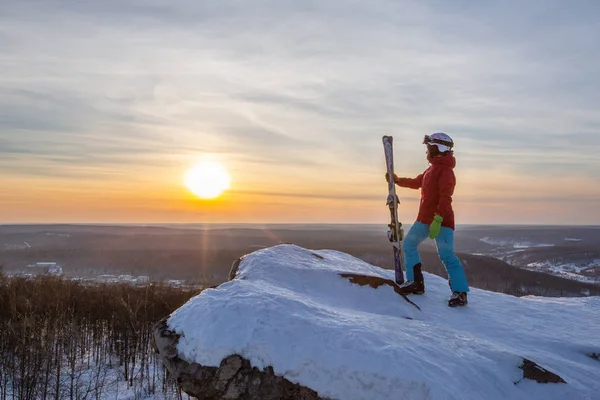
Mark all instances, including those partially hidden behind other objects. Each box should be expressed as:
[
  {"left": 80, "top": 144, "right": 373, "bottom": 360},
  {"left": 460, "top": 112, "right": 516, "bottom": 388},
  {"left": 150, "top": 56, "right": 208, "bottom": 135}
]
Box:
[{"left": 1, "top": 0, "right": 599, "bottom": 222}]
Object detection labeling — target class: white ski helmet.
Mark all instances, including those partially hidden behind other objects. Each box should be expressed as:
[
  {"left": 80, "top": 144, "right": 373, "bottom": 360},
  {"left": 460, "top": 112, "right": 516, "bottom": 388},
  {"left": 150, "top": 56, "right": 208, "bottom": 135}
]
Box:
[{"left": 423, "top": 132, "right": 454, "bottom": 153}]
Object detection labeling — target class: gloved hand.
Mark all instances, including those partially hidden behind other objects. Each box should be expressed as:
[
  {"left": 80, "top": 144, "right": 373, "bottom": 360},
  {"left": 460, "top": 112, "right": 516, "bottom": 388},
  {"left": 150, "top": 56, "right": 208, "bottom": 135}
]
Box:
[
  {"left": 385, "top": 172, "right": 399, "bottom": 183},
  {"left": 429, "top": 214, "right": 443, "bottom": 239}
]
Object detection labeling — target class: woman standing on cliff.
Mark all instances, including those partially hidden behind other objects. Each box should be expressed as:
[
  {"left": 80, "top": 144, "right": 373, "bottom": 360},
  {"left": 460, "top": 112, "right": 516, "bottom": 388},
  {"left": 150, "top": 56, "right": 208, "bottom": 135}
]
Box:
[{"left": 387, "top": 132, "right": 469, "bottom": 307}]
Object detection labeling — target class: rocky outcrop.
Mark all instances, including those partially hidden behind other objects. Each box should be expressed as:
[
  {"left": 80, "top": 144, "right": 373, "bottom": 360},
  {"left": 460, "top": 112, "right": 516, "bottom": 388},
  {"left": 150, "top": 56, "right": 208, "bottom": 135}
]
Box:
[
  {"left": 152, "top": 317, "right": 327, "bottom": 400},
  {"left": 152, "top": 244, "right": 595, "bottom": 399},
  {"left": 518, "top": 358, "right": 566, "bottom": 384},
  {"left": 339, "top": 272, "right": 421, "bottom": 310},
  {"left": 228, "top": 256, "right": 245, "bottom": 280}
]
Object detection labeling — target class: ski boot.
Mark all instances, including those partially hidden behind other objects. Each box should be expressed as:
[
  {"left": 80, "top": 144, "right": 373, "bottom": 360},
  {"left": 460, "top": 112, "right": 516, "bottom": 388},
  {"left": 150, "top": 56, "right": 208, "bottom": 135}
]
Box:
[
  {"left": 398, "top": 280, "right": 424, "bottom": 294},
  {"left": 398, "top": 263, "right": 425, "bottom": 294},
  {"left": 448, "top": 292, "right": 468, "bottom": 307}
]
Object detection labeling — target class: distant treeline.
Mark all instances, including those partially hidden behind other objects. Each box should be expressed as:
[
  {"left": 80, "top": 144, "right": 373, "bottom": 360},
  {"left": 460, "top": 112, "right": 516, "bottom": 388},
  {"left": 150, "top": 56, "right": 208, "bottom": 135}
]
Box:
[{"left": 0, "top": 272, "right": 199, "bottom": 400}]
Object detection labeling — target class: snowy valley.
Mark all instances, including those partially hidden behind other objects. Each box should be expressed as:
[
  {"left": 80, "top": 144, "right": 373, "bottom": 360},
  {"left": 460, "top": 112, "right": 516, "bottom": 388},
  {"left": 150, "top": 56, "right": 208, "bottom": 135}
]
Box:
[{"left": 453, "top": 226, "right": 600, "bottom": 285}]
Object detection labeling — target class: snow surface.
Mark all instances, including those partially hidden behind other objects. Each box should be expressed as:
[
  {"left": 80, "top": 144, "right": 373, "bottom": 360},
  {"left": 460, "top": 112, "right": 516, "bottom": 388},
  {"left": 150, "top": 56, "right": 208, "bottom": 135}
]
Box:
[
  {"left": 525, "top": 259, "right": 600, "bottom": 284},
  {"left": 167, "top": 244, "right": 600, "bottom": 400},
  {"left": 479, "top": 236, "right": 555, "bottom": 249}
]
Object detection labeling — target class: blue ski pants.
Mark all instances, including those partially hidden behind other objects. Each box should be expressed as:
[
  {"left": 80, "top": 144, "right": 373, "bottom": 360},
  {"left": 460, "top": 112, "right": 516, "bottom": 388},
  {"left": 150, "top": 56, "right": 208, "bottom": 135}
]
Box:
[{"left": 402, "top": 222, "right": 469, "bottom": 293}]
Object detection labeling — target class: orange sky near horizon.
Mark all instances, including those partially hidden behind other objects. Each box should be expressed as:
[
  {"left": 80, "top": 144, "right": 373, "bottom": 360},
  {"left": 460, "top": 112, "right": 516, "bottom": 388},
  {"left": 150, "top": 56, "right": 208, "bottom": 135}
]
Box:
[{"left": 1, "top": 151, "right": 598, "bottom": 225}]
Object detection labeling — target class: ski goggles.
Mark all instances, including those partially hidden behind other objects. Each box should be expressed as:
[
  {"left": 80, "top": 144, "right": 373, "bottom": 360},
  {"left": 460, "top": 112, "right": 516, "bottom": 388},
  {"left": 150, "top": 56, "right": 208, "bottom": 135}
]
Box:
[{"left": 423, "top": 135, "right": 453, "bottom": 148}]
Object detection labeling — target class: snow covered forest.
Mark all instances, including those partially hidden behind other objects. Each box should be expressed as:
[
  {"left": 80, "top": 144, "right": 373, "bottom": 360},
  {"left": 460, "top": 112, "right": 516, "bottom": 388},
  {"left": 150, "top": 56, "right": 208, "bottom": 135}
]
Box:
[{"left": 0, "top": 273, "right": 198, "bottom": 400}]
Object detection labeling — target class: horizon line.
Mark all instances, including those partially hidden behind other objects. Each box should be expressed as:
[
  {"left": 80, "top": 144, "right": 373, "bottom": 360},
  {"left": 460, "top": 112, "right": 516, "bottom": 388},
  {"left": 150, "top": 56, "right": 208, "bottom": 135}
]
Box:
[{"left": 2, "top": 222, "right": 600, "bottom": 228}]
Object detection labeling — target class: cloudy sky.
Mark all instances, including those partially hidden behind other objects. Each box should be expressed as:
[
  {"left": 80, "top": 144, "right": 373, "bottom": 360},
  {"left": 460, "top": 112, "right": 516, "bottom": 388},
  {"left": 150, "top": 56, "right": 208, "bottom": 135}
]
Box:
[{"left": 1, "top": 0, "right": 599, "bottom": 224}]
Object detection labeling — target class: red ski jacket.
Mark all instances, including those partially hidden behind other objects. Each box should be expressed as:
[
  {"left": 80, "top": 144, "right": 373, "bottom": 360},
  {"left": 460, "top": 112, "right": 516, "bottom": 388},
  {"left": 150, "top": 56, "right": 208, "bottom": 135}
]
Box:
[{"left": 395, "top": 155, "right": 457, "bottom": 230}]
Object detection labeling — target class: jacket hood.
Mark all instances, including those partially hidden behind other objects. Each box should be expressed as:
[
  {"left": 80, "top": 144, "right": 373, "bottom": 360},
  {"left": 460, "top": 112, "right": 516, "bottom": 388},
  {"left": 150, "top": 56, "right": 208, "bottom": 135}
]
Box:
[{"left": 429, "top": 154, "right": 456, "bottom": 169}]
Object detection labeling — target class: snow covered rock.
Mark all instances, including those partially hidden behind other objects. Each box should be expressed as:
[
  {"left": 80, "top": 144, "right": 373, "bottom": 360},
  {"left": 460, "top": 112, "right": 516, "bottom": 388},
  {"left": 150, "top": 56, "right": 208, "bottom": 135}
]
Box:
[
  {"left": 153, "top": 244, "right": 600, "bottom": 400},
  {"left": 153, "top": 318, "right": 324, "bottom": 399}
]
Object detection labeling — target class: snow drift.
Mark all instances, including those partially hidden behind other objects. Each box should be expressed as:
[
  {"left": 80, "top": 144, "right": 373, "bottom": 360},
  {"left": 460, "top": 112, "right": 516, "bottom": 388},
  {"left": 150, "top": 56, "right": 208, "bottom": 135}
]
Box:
[{"left": 161, "top": 244, "right": 600, "bottom": 400}]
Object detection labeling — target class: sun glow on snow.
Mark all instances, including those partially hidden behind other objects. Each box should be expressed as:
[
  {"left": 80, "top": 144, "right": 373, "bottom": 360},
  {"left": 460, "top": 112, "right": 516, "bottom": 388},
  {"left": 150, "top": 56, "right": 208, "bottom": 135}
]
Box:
[{"left": 185, "top": 161, "right": 231, "bottom": 199}]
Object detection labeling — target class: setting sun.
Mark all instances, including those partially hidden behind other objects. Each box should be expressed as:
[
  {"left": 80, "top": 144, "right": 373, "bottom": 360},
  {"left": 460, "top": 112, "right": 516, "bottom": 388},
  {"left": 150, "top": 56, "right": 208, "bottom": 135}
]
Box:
[{"left": 184, "top": 161, "right": 231, "bottom": 199}]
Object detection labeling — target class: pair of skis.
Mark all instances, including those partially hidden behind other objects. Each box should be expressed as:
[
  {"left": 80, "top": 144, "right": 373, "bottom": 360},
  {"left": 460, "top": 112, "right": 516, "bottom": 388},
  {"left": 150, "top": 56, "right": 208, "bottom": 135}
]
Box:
[{"left": 382, "top": 136, "right": 405, "bottom": 285}]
